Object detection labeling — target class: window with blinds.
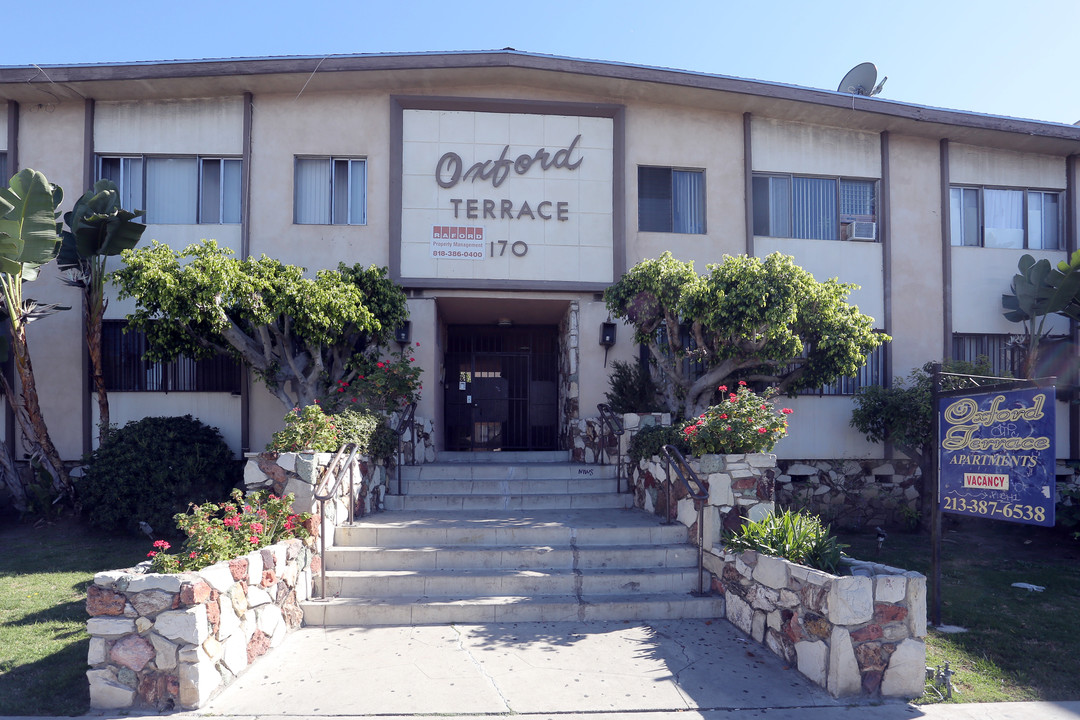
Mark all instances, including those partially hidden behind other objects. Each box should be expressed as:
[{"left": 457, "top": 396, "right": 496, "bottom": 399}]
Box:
[
  {"left": 949, "top": 186, "right": 1062, "bottom": 250},
  {"left": 294, "top": 157, "right": 367, "bottom": 225},
  {"left": 638, "top": 166, "right": 705, "bottom": 234},
  {"left": 97, "top": 155, "right": 241, "bottom": 224},
  {"left": 753, "top": 174, "right": 878, "bottom": 241}
]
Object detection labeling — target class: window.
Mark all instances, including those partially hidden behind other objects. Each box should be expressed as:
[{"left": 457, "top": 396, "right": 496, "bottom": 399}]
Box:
[
  {"left": 638, "top": 166, "right": 705, "bottom": 234},
  {"left": 97, "top": 155, "right": 241, "bottom": 224},
  {"left": 797, "top": 342, "right": 886, "bottom": 396},
  {"left": 949, "top": 186, "right": 1061, "bottom": 250},
  {"left": 951, "top": 333, "right": 1024, "bottom": 377},
  {"left": 0, "top": 151, "right": 7, "bottom": 183},
  {"left": 753, "top": 174, "right": 878, "bottom": 241},
  {"left": 294, "top": 157, "right": 367, "bottom": 225},
  {"left": 102, "top": 321, "right": 241, "bottom": 393}
]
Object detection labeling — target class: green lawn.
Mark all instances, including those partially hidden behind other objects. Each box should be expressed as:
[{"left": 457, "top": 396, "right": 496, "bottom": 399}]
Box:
[
  {"left": 0, "top": 518, "right": 147, "bottom": 716},
  {"left": 839, "top": 516, "right": 1080, "bottom": 704}
]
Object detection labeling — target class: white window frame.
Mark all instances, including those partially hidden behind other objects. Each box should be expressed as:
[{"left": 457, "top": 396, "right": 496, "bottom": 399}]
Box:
[
  {"left": 96, "top": 155, "right": 242, "bottom": 225},
  {"left": 949, "top": 185, "right": 1063, "bottom": 250},
  {"left": 293, "top": 157, "right": 368, "bottom": 226},
  {"left": 753, "top": 173, "right": 879, "bottom": 242}
]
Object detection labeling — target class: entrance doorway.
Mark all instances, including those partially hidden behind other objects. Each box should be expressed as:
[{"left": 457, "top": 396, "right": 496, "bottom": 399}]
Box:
[{"left": 444, "top": 325, "right": 558, "bottom": 451}]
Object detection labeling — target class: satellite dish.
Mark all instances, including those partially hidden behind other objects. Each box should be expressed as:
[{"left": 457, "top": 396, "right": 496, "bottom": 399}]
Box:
[{"left": 838, "top": 62, "right": 886, "bottom": 97}]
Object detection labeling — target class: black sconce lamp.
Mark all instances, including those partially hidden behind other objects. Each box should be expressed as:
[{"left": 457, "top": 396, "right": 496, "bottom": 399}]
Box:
[
  {"left": 600, "top": 321, "right": 617, "bottom": 367},
  {"left": 394, "top": 322, "right": 411, "bottom": 347}
]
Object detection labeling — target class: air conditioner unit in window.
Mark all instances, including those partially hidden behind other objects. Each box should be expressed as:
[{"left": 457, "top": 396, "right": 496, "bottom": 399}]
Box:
[{"left": 844, "top": 221, "right": 877, "bottom": 241}]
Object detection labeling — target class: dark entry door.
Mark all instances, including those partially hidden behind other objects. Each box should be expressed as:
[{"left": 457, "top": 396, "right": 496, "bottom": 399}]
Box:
[{"left": 444, "top": 326, "right": 558, "bottom": 451}]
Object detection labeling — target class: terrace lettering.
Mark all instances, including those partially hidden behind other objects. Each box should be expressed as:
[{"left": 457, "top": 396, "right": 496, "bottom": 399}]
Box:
[{"left": 941, "top": 393, "right": 1051, "bottom": 452}]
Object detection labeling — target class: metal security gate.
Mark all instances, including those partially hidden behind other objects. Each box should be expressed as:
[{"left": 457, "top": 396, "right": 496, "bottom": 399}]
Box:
[{"left": 444, "top": 326, "right": 558, "bottom": 451}]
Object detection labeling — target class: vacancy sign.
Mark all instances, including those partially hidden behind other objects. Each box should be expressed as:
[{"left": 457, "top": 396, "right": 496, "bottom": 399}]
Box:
[{"left": 938, "top": 386, "right": 1055, "bottom": 527}]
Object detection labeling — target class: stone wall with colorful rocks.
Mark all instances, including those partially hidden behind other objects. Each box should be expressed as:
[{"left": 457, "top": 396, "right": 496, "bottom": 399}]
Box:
[
  {"left": 630, "top": 452, "right": 777, "bottom": 548},
  {"left": 243, "top": 450, "right": 391, "bottom": 521},
  {"left": 566, "top": 412, "right": 671, "bottom": 464},
  {"left": 776, "top": 459, "right": 923, "bottom": 531},
  {"left": 86, "top": 538, "right": 314, "bottom": 711},
  {"left": 703, "top": 548, "right": 927, "bottom": 698}
]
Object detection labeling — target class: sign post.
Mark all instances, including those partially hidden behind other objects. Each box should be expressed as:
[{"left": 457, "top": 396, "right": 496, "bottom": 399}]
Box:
[{"left": 931, "top": 372, "right": 1056, "bottom": 626}]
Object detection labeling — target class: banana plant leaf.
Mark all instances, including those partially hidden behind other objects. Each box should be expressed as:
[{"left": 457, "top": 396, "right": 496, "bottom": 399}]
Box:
[
  {"left": 0, "top": 169, "right": 63, "bottom": 280},
  {"left": 58, "top": 180, "right": 145, "bottom": 270}
]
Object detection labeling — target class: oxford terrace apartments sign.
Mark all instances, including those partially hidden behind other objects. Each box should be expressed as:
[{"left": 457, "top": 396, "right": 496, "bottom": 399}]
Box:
[{"left": 399, "top": 108, "right": 615, "bottom": 286}]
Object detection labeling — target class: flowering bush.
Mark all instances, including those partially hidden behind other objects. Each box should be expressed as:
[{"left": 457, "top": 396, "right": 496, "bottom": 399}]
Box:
[
  {"left": 679, "top": 382, "right": 793, "bottom": 455},
  {"left": 267, "top": 404, "right": 339, "bottom": 452},
  {"left": 332, "top": 344, "right": 422, "bottom": 412},
  {"left": 148, "top": 489, "right": 313, "bottom": 573}
]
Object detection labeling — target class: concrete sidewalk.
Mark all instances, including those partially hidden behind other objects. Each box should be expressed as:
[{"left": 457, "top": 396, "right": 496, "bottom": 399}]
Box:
[{"left": 131, "top": 618, "right": 1077, "bottom": 720}]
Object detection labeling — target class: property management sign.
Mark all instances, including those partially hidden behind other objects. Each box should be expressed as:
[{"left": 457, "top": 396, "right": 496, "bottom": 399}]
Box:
[
  {"left": 938, "top": 386, "right": 1056, "bottom": 527},
  {"left": 400, "top": 108, "right": 614, "bottom": 285}
]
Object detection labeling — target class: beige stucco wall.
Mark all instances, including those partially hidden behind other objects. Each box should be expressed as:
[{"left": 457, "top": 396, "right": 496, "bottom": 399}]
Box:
[
  {"left": 777, "top": 395, "right": 878, "bottom": 459},
  {"left": 752, "top": 117, "right": 881, "bottom": 178},
  {"left": 103, "top": 393, "right": 242, "bottom": 454},
  {"left": 625, "top": 104, "right": 744, "bottom": 269},
  {"left": 755, "top": 237, "right": 884, "bottom": 323},
  {"left": 94, "top": 98, "right": 243, "bottom": 155},
  {"left": 249, "top": 91, "right": 391, "bottom": 271},
  {"left": 886, "top": 135, "right": 946, "bottom": 378},
  {"left": 949, "top": 144, "right": 1065, "bottom": 189},
  {"left": 18, "top": 101, "right": 89, "bottom": 459},
  {"left": 951, "top": 246, "right": 1069, "bottom": 335}
]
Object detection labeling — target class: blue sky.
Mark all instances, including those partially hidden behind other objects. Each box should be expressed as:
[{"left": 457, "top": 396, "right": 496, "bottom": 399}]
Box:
[{"left": 4, "top": 0, "right": 1079, "bottom": 125}]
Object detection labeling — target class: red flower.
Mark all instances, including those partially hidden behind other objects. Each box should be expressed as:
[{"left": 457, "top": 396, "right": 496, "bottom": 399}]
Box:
[
  {"left": 725, "top": 426, "right": 732, "bottom": 431},
  {"left": 249, "top": 535, "right": 259, "bottom": 545},
  {"left": 351, "top": 398, "right": 358, "bottom": 403},
  {"left": 761, "top": 405, "right": 768, "bottom": 410},
  {"left": 719, "top": 414, "right": 728, "bottom": 419},
  {"left": 147, "top": 551, "right": 157, "bottom": 558},
  {"left": 251, "top": 522, "right": 264, "bottom": 534},
  {"left": 718, "top": 385, "right": 727, "bottom": 392},
  {"left": 409, "top": 357, "right": 415, "bottom": 362},
  {"left": 152, "top": 539, "right": 171, "bottom": 550},
  {"left": 189, "top": 552, "right": 198, "bottom": 559},
  {"left": 781, "top": 408, "right": 794, "bottom": 415},
  {"left": 377, "top": 362, "right": 385, "bottom": 368},
  {"left": 758, "top": 427, "right": 767, "bottom": 433},
  {"left": 416, "top": 342, "right": 420, "bottom": 347},
  {"left": 738, "top": 380, "right": 747, "bottom": 386}
]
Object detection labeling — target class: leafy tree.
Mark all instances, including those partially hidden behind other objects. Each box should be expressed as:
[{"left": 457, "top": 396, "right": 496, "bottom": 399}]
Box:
[
  {"left": 604, "top": 251, "right": 886, "bottom": 417},
  {"left": 58, "top": 180, "right": 146, "bottom": 445},
  {"left": 850, "top": 358, "right": 993, "bottom": 511},
  {"left": 0, "top": 168, "right": 70, "bottom": 499},
  {"left": 111, "top": 240, "right": 409, "bottom": 409},
  {"left": 1002, "top": 250, "right": 1080, "bottom": 378}
]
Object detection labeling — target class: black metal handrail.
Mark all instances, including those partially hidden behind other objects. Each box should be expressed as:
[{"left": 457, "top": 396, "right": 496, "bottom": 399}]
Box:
[
  {"left": 659, "top": 443, "right": 708, "bottom": 595},
  {"left": 392, "top": 402, "right": 416, "bottom": 496},
  {"left": 596, "top": 403, "right": 626, "bottom": 492},
  {"left": 310, "top": 442, "right": 361, "bottom": 601}
]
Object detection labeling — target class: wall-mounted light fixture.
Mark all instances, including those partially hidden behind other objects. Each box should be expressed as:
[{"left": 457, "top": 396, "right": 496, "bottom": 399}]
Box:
[
  {"left": 394, "top": 321, "right": 411, "bottom": 346},
  {"left": 600, "top": 321, "right": 617, "bottom": 367}
]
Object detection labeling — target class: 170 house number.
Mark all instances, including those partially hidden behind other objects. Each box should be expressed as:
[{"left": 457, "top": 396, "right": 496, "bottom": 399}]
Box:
[{"left": 491, "top": 240, "right": 528, "bottom": 257}]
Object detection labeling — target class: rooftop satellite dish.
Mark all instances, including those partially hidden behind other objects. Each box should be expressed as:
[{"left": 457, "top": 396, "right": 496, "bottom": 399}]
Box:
[{"left": 838, "top": 62, "right": 887, "bottom": 97}]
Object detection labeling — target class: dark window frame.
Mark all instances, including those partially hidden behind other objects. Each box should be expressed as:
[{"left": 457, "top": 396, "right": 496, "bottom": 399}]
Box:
[
  {"left": 949, "top": 184, "right": 1063, "bottom": 250},
  {"left": 96, "top": 154, "right": 242, "bottom": 225},
  {"left": 752, "top": 172, "right": 879, "bottom": 242},
  {"left": 637, "top": 165, "right": 706, "bottom": 234},
  {"left": 101, "top": 320, "right": 241, "bottom": 393}
]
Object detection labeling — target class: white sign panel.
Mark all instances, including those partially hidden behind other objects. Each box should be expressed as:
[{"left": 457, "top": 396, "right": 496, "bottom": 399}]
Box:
[{"left": 401, "top": 109, "right": 614, "bottom": 284}]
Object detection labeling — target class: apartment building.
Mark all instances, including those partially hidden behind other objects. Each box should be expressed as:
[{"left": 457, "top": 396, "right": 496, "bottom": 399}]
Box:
[{"left": 0, "top": 51, "right": 1076, "bottom": 461}]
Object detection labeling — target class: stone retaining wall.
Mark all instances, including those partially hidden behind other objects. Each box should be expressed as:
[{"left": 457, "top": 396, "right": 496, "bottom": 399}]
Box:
[
  {"left": 86, "top": 538, "right": 314, "bottom": 711},
  {"left": 629, "top": 452, "right": 776, "bottom": 545},
  {"left": 776, "top": 459, "right": 922, "bottom": 531},
  {"left": 704, "top": 548, "right": 927, "bottom": 698}
]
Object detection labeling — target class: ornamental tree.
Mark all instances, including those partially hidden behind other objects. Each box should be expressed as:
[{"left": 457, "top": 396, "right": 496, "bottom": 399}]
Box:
[
  {"left": 0, "top": 168, "right": 70, "bottom": 500},
  {"left": 604, "top": 251, "right": 886, "bottom": 417},
  {"left": 1001, "top": 250, "right": 1080, "bottom": 379},
  {"left": 58, "top": 179, "right": 147, "bottom": 445},
  {"left": 112, "top": 240, "right": 409, "bottom": 410},
  {"left": 850, "top": 358, "right": 992, "bottom": 515}
]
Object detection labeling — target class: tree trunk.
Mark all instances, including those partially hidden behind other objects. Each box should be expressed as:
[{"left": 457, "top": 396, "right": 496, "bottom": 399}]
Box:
[
  {"left": 12, "top": 325, "right": 71, "bottom": 499},
  {"left": 86, "top": 298, "right": 110, "bottom": 446}
]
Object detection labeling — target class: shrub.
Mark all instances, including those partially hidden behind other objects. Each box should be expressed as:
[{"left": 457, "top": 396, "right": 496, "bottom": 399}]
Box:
[
  {"left": 628, "top": 424, "right": 689, "bottom": 465},
  {"left": 267, "top": 404, "right": 340, "bottom": 452},
  {"left": 680, "top": 382, "right": 792, "bottom": 455},
  {"left": 723, "top": 509, "right": 846, "bottom": 574},
  {"left": 76, "top": 415, "right": 240, "bottom": 536},
  {"left": 147, "top": 489, "right": 313, "bottom": 573},
  {"left": 333, "top": 409, "right": 398, "bottom": 461},
  {"left": 604, "top": 360, "right": 663, "bottom": 414},
  {"left": 332, "top": 345, "right": 422, "bottom": 412}
]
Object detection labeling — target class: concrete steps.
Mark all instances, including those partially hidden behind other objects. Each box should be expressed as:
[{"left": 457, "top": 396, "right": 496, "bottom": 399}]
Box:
[{"left": 302, "top": 458, "right": 720, "bottom": 626}]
